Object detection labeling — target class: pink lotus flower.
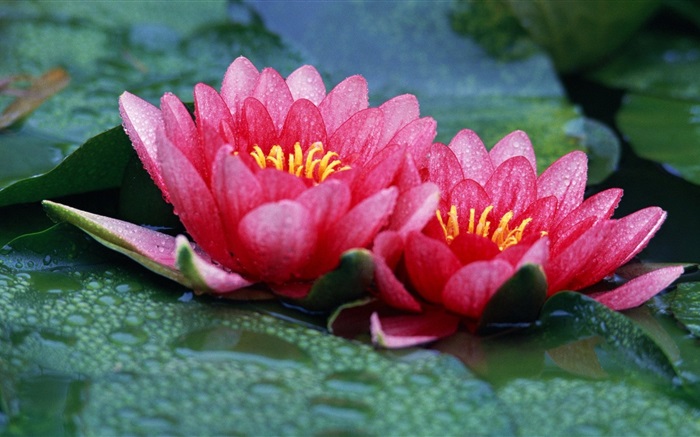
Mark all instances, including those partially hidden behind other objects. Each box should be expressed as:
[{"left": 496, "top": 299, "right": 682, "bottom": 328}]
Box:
[
  {"left": 364, "top": 129, "right": 683, "bottom": 348},
  {"left": 44, "top": 57, "right": 440, "bottom": 306}
]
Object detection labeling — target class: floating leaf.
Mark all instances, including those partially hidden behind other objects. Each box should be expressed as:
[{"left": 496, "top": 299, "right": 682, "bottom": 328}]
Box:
[
  {"left": 662, "top": 282, "right": 700, "bottom": 337},
  {"left": 0, "top": 68, "right": 70, "bottom": 130},
  {"left": 540, "top": 291, "right": 678, "bottom": 383},
  {"left": 0, "top": 126, "right": 133, "bottom": 207},
  {"left": 0, "top": 1, "right": 303, "bottom": 207},
  {"left": 0, "top": 225, "right": 509, "bottom": 436},
  {"left": 589, "top": 31, "right": 700, "bottom": 185},
  {"left": 477, "top": 263, "right": 547, "bottom": 334},
  {"left": 617, "top": 94, "right": 700, "bottom": 185},
  {"left": 250, "top": 1, "right": 619, "bottom": 178},
  {"left": 296, "top": 249, "right": 375, "bottom": 313}
]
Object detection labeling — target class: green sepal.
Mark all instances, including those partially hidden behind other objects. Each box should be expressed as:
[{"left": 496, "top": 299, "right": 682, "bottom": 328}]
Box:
[
  {"left": 477, "top": 263, "right": 548, "bottom": 335},
  {"left": 294, "top": 249, "right": 375, "bottom": 313}
]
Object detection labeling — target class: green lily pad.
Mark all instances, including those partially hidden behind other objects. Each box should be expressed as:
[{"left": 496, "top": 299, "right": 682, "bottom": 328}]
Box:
[
  {"left": 504, "top": 0, "right": 661, "bottom": 72},
  {"left": 0, "top": 1, "right": 303, "bottom": 207},
  {"left": 497, "top": 377, "right": 700, "bottom": 435},
  {"left": 589, "top": 31, "right": 700, "bottom": 185},
  {"left": 477, "top": 263, "right": 547, "bottom": 334},
  {"left": 295, "top": 249, "right": 375, "bottom": 313},
  {"left": 540, "top": 291, "right": 678, "bottom": 383},
  {"left": 0, "top": 225, "right": 510, "bottom": 436},
  {"left": 0, "top": 126, "right": 133, "bottom": 207},
  {"left": 617, "top": 94, "right": 700, "bottom": 185},
  {"left": 662, "top": 282, "right": 700, "bottom": 337},
  {"left": 250, "top": 1, "right": 619, "bottom": 180}
]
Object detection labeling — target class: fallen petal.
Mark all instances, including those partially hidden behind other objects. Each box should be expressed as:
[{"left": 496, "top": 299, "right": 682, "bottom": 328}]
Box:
[{"left": 371, "top": 310, "right": 460, "bottom": 348}]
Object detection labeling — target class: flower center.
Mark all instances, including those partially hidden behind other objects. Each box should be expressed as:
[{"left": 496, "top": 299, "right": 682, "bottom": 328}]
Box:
[
  {"left": 435, "top": 205, "right": 534, "bottom": 251},
  {"left": 250, "top": 141, "right": 350, "bottom": 183}
]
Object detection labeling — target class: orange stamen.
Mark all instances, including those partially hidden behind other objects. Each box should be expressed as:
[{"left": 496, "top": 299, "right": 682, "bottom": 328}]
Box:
[
  {"left": 249, "top": 141, "right": 350, "bottom": 183},
  {"left": 436, "top": 204, "right": 534, "bottom": 250}
]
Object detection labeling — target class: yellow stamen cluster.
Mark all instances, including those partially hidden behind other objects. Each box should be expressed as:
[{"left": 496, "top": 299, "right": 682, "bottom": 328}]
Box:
[
  {"left": 436, "top": 205, "right": 533, "bottom": 251},
  {"left": 250, "top": 141, "right": 350, "bottom": 183}
]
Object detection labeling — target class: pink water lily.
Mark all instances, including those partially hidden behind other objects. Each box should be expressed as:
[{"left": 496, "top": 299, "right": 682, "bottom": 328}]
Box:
[
  {"left": 45, "top": 57, "right": 439, "bottom": 304},
  {"left": 365, "top": 129, "right": 683, "bottom": 347}
]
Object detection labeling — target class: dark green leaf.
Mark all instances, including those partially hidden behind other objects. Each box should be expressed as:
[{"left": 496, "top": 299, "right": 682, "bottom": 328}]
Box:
[
  {"left": 505, "top": 0, "right": 660, "bottom": 72},
  {"left": 295, "top": 249, "right": 375, "bottom": 313},
  {"left": 0, "top": 1, "right": 303, "bottom": 206},
  {"left": 540, "top": 291, "right": 678, "bottom": 383},
  {"left": 0, "top": 225, "right": 509, "bottom": 436},
  {"left": 251, "top": 1, "right": 619, "bottom": 178},
  {"left": 0, "top": 126, "right": 133, "bottom": 207},
  {"left": 617, "top": 94, "right": 700, "bottom": 185},
  {"left": 477, "top": 264, "right": 547, "bottom": 334},
  {"left": 662, "top": 282, "right": 700, "bottom": 337}
]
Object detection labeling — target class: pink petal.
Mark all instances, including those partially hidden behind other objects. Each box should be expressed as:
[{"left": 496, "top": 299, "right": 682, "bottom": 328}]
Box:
[
  {"left": 537, "top": 151, "right": 588, "bottom": 224},
  {"left": 285, "top": 64, "right": 326, "bottom": 105},
  {"left": 405, "top": 232, "right": 461, "bottom": 304},
  {"left": 426, "top": 143, "right": 465, "bottom": 199},
  {"left": 389, "top": 182, "right": 440, "bottom": 235},
  {"left": 212, "top": 149, "right": 263, "bottom": 251},
  {"left": 377, "top": 94, "right": 420, "bottom": 149},
  {"left": 592, "top": 265, "right": 683, "bottom": 310},
  {"left": 371, "top": 310, "right": 460, "bottom": 348},
  {"left": 448, "top": 129, "right": 493, "bottom": 185},
  {"left": 43, "top": 200, "right": 178, "bottom": 268},
  {"left": 485, "top": 156, "right": 537, "bottom": 219},
  {"left": 174, "top": 235, "right": 257, "bottom": 294},
  {"left": 257, "top": 169, "right": 308, "bottom": 202},
  {"left": 386, "top": 117, "right": 437, "bottom": 167},
  {"left": 372, "top": 230, "right": 404, "bottom": 269},
  {"left": 329, "top": 107, "right": 383, "bottom": 165},
  {"left": 319, "top": 75, "right": 369, "bottom": 136},
  {"left": 237, "top": 200, "right": 317, "bottom": 283},
  {"left": 326, "top": 187, "right": 399, "bottom": 260},
  {"left": 569, "top": 207, "right": 667, "bottom": 289},
  {"left": 252, "top": 67, "right": 294, "bottom": 131},
  {"left": 278, "top": 99, "right": 328, "bottom": 154},
  {"left": 489, "top": 130, "right": 537, "bottom": 172},
  {"left": 551, "top": 188, "right": 623, "bottom": 239},
  {"left": 296, "top": 179, "right": 351, "bottom": 234},
  {"left": 119, "top": 91, "right": 168, "bottom": 198},
  {"left": 351, "top": 145, "right": 405, "bottom": 201},
  {"left": 160, "top": 92, "right": 204, "bottom": 178},
  {"left": 450, "top": 232, "right": 501, "bottom": 264},
  {"left": 240, "top": 97, "right": 278, "bottom": 153},
  {"left": 545, "top": 221, "right": 612, "bottom": 294},
  {"left": 394, "top": 153, "right": 422, "bottom": 192},
  {"left": 220, "top": 56, "right": 259, "bottom": 119},
  {"left": 449, "top": 179, "right": 491, "bottom": 227},
  {"left": 158, "top": 132, "right": 230, "bottom": 266},
  {"left": 515, "top": 195, "right": 558, "bottom": 239},
  {"left": 496, "top": 236, "right": 550, "bottom": 268},
  {"left": 194, "top": 83, "right": 234, "bottom": 170},
  {"left": 372, "top": 253, "right": 423, "bottom": 312},
  {"left": 442, "top": 259, "right": 514, "bottom": 318}
]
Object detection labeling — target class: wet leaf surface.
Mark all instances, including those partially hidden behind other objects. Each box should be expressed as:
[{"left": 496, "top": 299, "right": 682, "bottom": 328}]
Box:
[{"left": 0, "top": 1, "right": 699, "bottom": 435}]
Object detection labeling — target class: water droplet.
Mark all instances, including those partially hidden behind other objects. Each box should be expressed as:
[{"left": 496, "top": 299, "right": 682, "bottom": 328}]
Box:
[
  {"left": 173, "top": 326, "right": 310, "bottom": 368},
  {"left": 109, "top": 327, "right": 149, "bottom": 346},
  {"left": 324, "top": 370, "right": 381, "bottom": 394},
  {"left": 66, "top": 313, "right": 92, "bottom": 326},
  {"left": 97, "top": 295, "right": 123, "bottom": 306},
  {"left": 123, "top": 314, "right": 143, "bottom": 326},
  {"left": 116, "top": 282, "right": 142, "bottom": 293},
  {"left": 309, "top": 396, "right": 371, "bottom": 422},
  {"left": 29, "top": 271, "right": 81, "bottom": 294}
]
